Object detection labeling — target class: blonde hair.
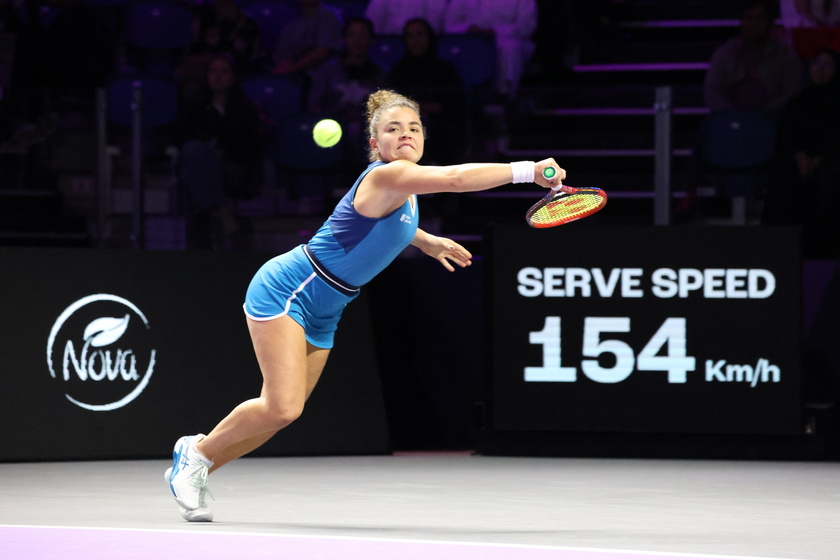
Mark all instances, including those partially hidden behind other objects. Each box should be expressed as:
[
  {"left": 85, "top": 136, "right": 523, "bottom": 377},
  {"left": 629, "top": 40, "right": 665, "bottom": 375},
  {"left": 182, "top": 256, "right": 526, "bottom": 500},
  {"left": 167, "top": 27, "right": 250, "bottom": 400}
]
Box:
[{"left": 366, "top": 89, "right": 422, "bottom": 162}]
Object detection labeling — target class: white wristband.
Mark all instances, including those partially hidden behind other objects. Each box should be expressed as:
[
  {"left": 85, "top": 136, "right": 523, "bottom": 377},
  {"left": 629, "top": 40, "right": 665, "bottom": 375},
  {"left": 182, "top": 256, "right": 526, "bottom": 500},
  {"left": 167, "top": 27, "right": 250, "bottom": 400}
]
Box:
[{"left": 510, "top": 161, "right": 535, "bottom": 184}]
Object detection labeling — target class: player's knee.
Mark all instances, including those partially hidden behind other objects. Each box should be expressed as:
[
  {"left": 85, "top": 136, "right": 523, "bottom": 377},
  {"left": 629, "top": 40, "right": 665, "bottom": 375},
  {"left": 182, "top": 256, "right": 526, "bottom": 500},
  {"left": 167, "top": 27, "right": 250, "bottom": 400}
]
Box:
[{"left": 265, "top": 400, "right": 304, "bottom": 430}]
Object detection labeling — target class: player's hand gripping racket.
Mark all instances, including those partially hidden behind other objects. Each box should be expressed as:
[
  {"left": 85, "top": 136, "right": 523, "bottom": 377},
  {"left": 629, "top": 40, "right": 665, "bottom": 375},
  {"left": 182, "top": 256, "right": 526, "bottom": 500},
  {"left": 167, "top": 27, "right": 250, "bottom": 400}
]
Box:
[{"left": 525, "top": 167, "right": 607, "bottom": 228}]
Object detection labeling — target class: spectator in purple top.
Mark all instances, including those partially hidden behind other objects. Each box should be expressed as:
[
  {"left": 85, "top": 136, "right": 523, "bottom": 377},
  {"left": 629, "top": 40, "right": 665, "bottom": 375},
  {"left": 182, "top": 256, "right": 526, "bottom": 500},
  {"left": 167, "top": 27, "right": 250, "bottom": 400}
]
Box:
[
  {"left": 704, "top": 0, "right": 804, "bottom": 111},
  {"left": 273, "top": 0, "right": 342, "bottom": 74}
]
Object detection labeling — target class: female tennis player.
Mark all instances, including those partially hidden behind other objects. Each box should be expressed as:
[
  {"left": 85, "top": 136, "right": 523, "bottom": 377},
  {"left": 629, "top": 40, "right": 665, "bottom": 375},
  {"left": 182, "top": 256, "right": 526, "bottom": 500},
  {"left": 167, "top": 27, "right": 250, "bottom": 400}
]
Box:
[{"left": 166, "top": 89, "right": 565, "bottom": 521}]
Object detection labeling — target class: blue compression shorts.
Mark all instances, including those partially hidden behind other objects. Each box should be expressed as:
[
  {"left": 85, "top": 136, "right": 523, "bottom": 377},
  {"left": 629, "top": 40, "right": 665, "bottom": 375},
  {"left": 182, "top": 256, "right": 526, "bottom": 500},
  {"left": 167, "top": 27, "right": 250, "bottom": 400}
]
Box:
[{"left": 243, "top": 245, "right": 358, "bottom": 348}]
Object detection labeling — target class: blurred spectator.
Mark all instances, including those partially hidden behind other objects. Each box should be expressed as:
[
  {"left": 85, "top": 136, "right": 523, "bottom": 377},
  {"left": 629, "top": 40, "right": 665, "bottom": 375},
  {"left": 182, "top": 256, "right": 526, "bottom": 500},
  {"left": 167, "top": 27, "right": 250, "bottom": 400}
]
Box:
[
  {"left": 704, "top": 0, "right": 804, "bottom": 111},
  {"left": 177, "top": 1, "right": 266, "bottom": 115},
  {"left": 779, "top": 0, "right": 840, "bottom": 59},
  {"left": 762, "top": 49, "right": 840, "bottom": 258},
  {"left": 780, "top": 0, "right": 821, "bottom": 28},
  {"left": 191, "top": 0, "right": 254, "bottom": 54},
  {"left": 229, "top": 17, "right": 265, "bottom": 74},
  {"left": 311, "top": 17, "right": 387, "bottom": 115},
  {"left": 364, "top": 0, "right": 447, "bottom": 35},
  {"left": 273, "top": 0, "right": 343, "bottom": 108},
  {"left": 190, "top": 0, "right": 264, "bottom": 71},
  {"left": 389, "top": 17, "right": 465, "bottom": 165},
  {"left": 175, "top": 54, "right": 267, "bottom": 249},
  {"left": 443, "top": 0, "right": 538, "bottom": 98},
  {"left": 792, "top": 0, "right": 840, "bottom": 25},
  {"left": 312, "top": 17, "right": 388, "bottom": 175}
]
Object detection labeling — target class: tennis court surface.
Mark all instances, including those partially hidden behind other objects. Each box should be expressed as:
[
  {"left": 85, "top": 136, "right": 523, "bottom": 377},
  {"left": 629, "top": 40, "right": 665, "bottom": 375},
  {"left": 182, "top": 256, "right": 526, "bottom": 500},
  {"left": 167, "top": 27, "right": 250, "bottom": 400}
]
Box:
[{"left": 1, "top": 454, "right": 837, "bottom": 559}]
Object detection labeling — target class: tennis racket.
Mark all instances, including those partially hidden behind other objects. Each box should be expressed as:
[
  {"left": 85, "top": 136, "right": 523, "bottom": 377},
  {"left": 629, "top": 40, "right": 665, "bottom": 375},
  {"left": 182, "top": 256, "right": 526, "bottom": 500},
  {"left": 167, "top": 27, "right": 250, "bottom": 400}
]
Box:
[{"left": 525, "top": 167, "right": 607, "bottom": 228}]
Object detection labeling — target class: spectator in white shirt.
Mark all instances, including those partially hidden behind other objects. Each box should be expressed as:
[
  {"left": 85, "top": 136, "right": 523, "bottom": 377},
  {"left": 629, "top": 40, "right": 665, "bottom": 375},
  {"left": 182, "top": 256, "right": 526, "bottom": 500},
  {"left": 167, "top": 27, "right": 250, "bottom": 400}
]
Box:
[{"left": 443, "top": 0, "right": 537, "bottom": 97}]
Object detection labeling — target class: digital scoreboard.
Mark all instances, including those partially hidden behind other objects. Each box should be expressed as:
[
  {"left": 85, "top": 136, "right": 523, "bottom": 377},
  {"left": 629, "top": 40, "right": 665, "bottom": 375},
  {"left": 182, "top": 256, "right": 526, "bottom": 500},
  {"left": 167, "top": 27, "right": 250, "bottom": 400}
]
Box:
[{"left": 487, "top": 225, "right": 803, "bottom": 435}]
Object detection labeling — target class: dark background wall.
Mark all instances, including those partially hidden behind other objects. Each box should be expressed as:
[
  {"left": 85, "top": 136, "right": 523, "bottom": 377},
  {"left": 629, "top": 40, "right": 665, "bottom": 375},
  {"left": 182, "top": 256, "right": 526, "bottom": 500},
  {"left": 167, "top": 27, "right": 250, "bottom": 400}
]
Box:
[{"left": 1, "top": 227, "right": 839, "bottom": 462}]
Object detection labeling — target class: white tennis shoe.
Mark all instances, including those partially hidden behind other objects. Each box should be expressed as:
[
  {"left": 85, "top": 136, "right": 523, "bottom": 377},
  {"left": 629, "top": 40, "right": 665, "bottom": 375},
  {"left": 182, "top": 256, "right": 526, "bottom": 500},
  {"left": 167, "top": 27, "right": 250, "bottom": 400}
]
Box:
[
  {"left": 166, "top": 434, "right": 214, "bottom": 520},
  {"left": 164, "top": 467, "right": 213, "bottom": 522}
]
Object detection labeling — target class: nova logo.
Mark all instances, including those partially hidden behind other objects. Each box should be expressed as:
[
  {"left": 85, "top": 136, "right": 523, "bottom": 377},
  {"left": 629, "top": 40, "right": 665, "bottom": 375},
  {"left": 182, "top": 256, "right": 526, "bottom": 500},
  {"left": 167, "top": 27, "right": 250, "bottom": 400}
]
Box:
[
  {"left": 46, "top": 294, "right": 157, "bottom": 411},
  {"left": 705, "top": 358, "right": 780, "bottom": 387}
]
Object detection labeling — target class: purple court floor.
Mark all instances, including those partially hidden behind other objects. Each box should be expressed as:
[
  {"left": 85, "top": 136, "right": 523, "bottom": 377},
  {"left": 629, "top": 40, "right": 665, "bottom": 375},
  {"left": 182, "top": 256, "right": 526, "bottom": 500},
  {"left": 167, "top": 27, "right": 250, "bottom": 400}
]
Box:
[{"left": 0, "top": 454, "right": 837, "bottom": 559}]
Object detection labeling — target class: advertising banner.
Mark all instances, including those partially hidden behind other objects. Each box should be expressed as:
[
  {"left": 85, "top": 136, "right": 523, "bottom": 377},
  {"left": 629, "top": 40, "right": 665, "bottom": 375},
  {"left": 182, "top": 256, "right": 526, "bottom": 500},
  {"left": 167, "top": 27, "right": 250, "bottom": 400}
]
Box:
[{"left": 0, "top": 248, "right": 390, "bottom": 461}]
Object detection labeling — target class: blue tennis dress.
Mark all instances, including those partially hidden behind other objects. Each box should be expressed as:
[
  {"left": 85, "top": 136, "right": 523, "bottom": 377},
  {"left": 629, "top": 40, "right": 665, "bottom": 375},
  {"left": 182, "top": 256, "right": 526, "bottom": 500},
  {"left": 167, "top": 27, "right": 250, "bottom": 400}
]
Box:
[{"left": 244, "top": 161, "right": 419, "bottom": 347}]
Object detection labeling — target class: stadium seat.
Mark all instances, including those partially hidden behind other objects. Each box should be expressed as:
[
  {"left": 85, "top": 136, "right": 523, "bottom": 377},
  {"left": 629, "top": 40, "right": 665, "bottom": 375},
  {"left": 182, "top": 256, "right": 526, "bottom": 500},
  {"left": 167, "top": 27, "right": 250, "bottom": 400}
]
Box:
[
  {"left": 328, "top": 0, "right": 368, "bottom": 22},
  {"left": 696, "top": 109, "right": 778, "bottom": 224},
  {"left": 241, "top": 73, "right": 305, "bottom": 124},
  {"left": 240, "top": 0, "right": 300, "bottom": 56},
  {"left": 437, "top": 34, "right": 496, "bottom": 88},
  {"left": 369, "top": 35, "right": 405, "bottom": 72},
  {"left": 124, "top": 0, "right": 192, "bottom": 50}
]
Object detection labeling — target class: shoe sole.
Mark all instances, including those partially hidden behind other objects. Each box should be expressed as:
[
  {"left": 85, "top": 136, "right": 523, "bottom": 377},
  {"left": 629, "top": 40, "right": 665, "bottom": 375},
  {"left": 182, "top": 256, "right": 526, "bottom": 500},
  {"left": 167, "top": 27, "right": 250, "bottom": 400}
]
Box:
[{"left": 164, "top": 467, "right": 213, "bottom": 522}]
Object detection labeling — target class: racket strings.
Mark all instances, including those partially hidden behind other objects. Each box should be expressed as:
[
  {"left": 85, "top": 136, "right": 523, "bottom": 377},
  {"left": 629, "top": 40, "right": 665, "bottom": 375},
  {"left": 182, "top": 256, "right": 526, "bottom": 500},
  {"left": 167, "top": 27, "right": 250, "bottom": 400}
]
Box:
[{"left": 530, "top": 192, "right": 605, "bottom": 226}]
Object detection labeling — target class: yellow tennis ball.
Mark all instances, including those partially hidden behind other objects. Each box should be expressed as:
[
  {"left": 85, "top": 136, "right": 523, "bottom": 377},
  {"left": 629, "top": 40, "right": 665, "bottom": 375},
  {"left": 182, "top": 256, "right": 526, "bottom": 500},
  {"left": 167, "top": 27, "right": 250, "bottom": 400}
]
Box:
[{"left": 312, "top": 118, "right": 342, "bottom": 148}]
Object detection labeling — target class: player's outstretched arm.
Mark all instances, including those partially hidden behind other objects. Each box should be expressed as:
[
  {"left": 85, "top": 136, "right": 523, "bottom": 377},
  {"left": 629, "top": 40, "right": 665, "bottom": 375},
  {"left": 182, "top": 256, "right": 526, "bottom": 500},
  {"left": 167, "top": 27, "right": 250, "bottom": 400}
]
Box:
[{"left": 370, "top": 158, "right": 565, "bottom": 196}]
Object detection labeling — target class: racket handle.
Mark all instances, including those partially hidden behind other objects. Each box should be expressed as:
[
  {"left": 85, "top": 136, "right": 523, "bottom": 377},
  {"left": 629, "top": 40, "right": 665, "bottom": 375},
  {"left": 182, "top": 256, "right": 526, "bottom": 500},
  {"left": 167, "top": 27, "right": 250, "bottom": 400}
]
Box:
[{"left": 542, "top": 166, "right": 558, "bottom": 180}]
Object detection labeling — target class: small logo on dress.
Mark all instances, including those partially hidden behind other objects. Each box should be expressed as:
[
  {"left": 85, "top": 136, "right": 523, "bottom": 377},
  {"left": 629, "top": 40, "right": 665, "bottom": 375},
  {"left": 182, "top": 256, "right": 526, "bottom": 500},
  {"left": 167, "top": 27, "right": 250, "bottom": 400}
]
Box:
[{"left": 400, "top": 213, "right": 412, "bottom": 224}]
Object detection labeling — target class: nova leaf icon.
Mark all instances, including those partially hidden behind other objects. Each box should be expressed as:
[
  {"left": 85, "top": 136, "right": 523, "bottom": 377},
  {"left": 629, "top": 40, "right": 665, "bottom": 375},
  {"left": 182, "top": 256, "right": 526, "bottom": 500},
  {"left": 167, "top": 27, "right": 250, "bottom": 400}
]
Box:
[{"left": 84, "top": 315, "right": 130, "bottom": 347}]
